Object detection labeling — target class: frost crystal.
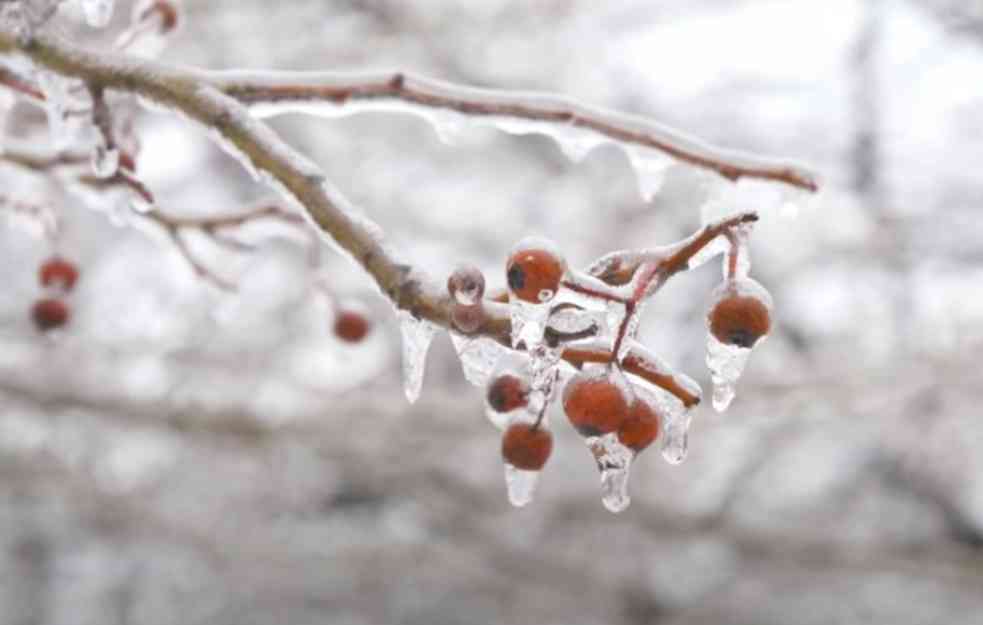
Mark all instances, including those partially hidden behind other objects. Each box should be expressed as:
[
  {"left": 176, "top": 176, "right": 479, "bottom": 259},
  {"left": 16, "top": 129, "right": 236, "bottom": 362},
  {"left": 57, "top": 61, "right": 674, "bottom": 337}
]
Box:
[
  {"left": 397, "top": 311, "right": 438, "bottom": 404},
  {"left": 80, "top": 0, "right": 114, "bottom": 28},
  {"left": 588, "top": 433, "right": 633, "bottom": 513},
  {"left": 503, "top": 463, "right": 539, "bottom": 507}
]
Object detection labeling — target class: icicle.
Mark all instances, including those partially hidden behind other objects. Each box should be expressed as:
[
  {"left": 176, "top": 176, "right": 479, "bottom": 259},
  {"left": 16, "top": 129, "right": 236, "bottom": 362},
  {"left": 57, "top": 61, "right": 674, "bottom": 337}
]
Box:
[
  {"left": 555, "top": 129, "right": 605, "bottom": 163},
  {"left": 705, "top": 335, "right": 751, "bottom": 412},
  {"left": 660, "top": 403, "right": 692, "bottom": 465},
  {"left": 429, "top": 109, "right": 469, "bottom": 147},
  {"left": 625, "top": 146, "right": 673, "bottom": 202},
  {"left": 503, "top": 463, "right": 539, "bottom": 507},
  {"left": 80, "top": 0, "right": 115, "bottom": 28},
  {"left": 588, "top": 433, "right": 633, "bottom": 513},
  {"left": 397, "top": 310, "right": 438, "bottom": 404},
  {"left": 449, "top": 332, "right": 507, "bottom": 388},
  {"left": 91, "top": 143, "right": 120, "bottom": 178}
]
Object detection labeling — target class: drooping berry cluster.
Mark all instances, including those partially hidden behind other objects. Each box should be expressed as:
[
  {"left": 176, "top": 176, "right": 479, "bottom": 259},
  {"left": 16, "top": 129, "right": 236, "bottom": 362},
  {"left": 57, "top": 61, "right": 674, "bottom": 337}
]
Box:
[
  {"left": 448, "top": 212, "right": 773, "bottom": 512},
  {"left": 32, "top": 255, "right": 79, "bottom": 333}
]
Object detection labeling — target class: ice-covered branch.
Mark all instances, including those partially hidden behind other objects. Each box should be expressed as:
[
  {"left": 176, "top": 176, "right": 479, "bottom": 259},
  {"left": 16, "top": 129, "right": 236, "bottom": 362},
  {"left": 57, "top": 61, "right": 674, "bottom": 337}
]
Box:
[
  {"left": 0, "top": 28, "right": 479, "bottom": 337},
  {"left": 210, "top": 71, "right": 818, "bottom": 192}
]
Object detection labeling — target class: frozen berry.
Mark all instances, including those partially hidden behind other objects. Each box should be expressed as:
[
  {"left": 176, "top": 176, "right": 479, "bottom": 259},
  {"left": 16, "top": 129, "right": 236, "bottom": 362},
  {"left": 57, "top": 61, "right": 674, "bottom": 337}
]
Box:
[
  {"left": 447, "top": 265, "right": 485, "bottom": 306},
  {"left": 562, "top": 372, "right": 630, "bottom": 437},
  {"left": 617, "top": 397, "right": 661, "bottom": 453},
  {"left": 502, "top": 423, "right": 553, "bottom": 471},
  {"left": 334, "top": 310, "right": 370, "bottom": 343},
  {"left": 709, "top": 293, "right": 771, "bottom": 348},
  {"left": 39, "top": 256, "right": 79, "bottom": 291},
  {"left": 506, "top": 240, "right": 565, "bottom": 304},
  {"left": 487, "top": 374, "right": 529, "bottom": 413},
  {"left": 451, "top": 303, "right": 486, "bottom": 334},
  {"left": 32, "top": 298, "right": 69, "bottom": 332}
]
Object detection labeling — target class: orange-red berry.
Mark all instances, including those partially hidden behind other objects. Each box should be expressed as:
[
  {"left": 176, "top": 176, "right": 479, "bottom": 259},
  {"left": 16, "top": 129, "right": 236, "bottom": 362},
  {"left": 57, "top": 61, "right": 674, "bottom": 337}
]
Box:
[
  {"left": 617, "top": 398, "right": 661, "bottom": 453},
  {"left": 506, "top": 247, "right": 564, "bottom": 304},
  {"left": 32, "top": 298, "right": 69, "bottom": 332},
  {"left": 39, "top": 256, "right": 79, "bottom": 292},
  {"left": 334, "top": 310, "right": 370, "bottom": 343},
  {"left": 562, "top": 372, "right": 630, "bottom": 437},
  {"left": 487, "top": 374, "right": 529, "bottom": 413},
  {"left": 709, "top": 294, "right": 771, "bottom": 348},
  {"left": 501, "top": 423, "right": 553, "bottom": 470}
]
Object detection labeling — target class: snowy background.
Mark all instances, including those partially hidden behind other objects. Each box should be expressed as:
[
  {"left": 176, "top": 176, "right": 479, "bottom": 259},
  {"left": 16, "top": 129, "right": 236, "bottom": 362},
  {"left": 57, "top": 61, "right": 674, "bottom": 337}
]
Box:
[{"left": 2, "top": 0, "right": 983, "bottom": 623}]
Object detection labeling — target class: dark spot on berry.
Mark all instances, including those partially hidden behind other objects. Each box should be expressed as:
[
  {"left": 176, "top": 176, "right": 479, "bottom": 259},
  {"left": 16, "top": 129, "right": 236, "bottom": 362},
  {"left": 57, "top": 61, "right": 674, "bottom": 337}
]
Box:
[
  {"left": 507, "top": 265, "right": 525, "bottom": 291},
  {"left": 728, "top": 329, "right": 754, "bottom": 348}
]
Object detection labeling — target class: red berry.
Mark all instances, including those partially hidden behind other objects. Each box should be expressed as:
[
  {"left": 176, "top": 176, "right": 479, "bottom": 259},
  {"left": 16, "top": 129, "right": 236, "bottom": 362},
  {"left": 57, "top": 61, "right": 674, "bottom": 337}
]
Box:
[
  {"left": 563, "top": 372, "right": 630, "bottom": 437},
  {"left": 486, "top": 374, "right": 529, "bottom": 413},
  {"left": 39, "top": 256, "right": 79, "bottom": 292},
  {"left": 334, "top": 310, "right": 370, "bottom": 343},
  {"left": 447, "top": 265, "right": 485, "bottom": 306},
  {"left": 709, "top": 294, "right": 771, "bottom": 348},
  {"left": 506, "top": 244, "right": 565, "bottom": 304},
  {"left": 617, "top": 397, "right": 661, "bottom": 453},
  {"left": 501, "top": 423, "right": 553, "bottom": 471},
  {"left": 32, "top": 298, "right": 69, "bottom": 332}
]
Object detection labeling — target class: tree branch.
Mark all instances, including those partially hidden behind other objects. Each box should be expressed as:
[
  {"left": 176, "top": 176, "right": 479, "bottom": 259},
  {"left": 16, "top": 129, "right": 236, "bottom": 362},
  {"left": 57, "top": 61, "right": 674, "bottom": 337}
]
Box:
[{"left": 211, "top": 71, "right": 818, "bottom": 192}]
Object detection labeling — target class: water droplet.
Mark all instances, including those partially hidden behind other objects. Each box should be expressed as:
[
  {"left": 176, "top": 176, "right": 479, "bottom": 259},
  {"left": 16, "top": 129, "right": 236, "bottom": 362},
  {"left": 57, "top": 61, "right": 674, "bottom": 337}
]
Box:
[{"left": 398, "top": 310, "right": 438, "bottom": 403}]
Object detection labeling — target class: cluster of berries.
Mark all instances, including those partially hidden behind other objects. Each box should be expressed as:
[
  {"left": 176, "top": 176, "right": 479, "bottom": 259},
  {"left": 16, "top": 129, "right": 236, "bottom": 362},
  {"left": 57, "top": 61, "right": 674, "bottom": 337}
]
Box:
[
  {"left": 447, "top": 233, "right": 772, "bottom": 509},
  {"left": 32, "top": 256, "right": 79, "bottom": 332}
]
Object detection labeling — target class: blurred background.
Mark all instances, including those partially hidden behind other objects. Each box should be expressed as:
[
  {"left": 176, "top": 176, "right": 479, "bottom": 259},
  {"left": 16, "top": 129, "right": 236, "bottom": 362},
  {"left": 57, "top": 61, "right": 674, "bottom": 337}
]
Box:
[{"left": 1, "top": 0, "right": 983, "bottom": 623}]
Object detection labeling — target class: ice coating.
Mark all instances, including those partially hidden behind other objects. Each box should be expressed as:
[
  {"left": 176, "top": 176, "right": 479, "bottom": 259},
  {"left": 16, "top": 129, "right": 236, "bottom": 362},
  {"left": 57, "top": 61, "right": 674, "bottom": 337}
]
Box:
[
  {"left": 449, "top": 333, "right": 507, "bottom": 388},
  {"left": 510, "top": 299, "right": 549, "bottom": 350},
  {"left": 624, "top": 340, "right": 703, "bottom": 402},
  {"left": 725, "top": 223, "right": 753, "bottom": 279},
  {"left": 208, "top": 69, "right": 817, "bottom": 194},
  {"left": 685, "top": 234, "right": 730, "bottom": 271},
  {"left": 705, "top": 335, "right": 751, "bottom": 412},
  {"left": 398, "top": 310, "right": 438, "bottom": 404},
  {"left": 447, "top": 264, "right": 485, "bottom": 306},
  {"left": 626, "top": 146, "right": 674, "bottom": 202},
  {"left": 503, "top": 464, "right": 539, "bottom": 507},
  {"left": 80, "top": 0, "right": 115, "bottom": 28},
  {"left": 588, "top": 433, "right": 634, "bottom": 513},
  {"left": 91, "top": 143, "right": 120, "bottom": 178}
]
